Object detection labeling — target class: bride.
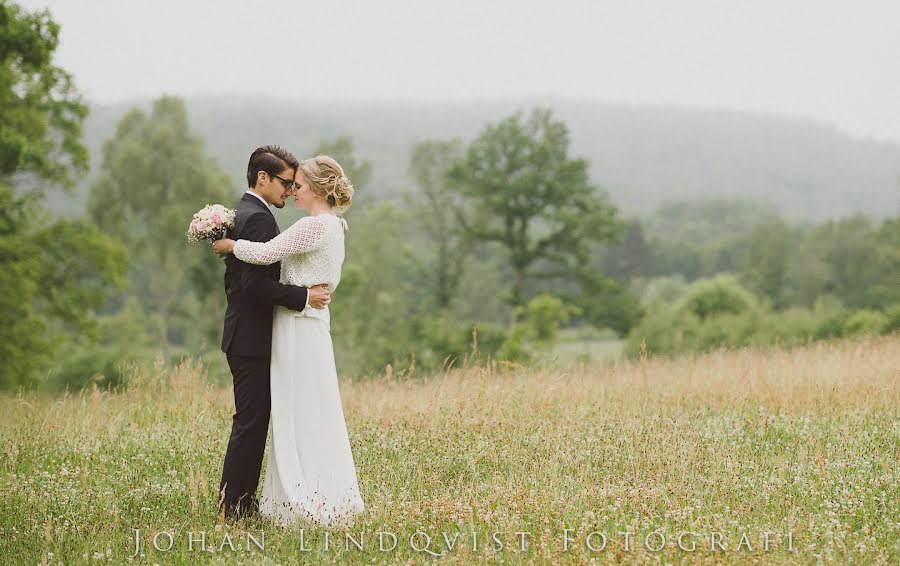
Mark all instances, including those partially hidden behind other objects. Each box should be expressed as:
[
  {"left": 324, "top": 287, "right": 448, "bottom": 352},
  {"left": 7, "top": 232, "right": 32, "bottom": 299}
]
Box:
[{"left": 213, "top": 155, "right": 364, "bottom": 527}]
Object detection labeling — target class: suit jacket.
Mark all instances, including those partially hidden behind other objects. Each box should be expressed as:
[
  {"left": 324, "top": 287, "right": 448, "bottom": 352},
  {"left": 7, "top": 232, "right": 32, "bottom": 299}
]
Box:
[{"left": 221, "top": 193, "right": 309, "bottom": 357}]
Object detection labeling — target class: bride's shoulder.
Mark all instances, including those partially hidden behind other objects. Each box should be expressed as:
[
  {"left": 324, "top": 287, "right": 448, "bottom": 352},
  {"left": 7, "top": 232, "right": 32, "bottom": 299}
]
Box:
[
  {"left": 294, "top": 214, "right": 346, "bottom": 230},
  {"left": 290, "top": 215, "right": 327, "bottom": 231}
]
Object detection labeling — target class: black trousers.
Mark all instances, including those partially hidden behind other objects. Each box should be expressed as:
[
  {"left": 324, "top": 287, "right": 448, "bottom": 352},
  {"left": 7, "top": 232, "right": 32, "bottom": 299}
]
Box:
[{"left": 218, "top": 352, "right": 271, "bottom": 518}]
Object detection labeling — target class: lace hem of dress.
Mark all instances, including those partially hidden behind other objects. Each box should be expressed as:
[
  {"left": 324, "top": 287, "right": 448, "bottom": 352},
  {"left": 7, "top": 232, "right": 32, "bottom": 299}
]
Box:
[{"left": 258, "top": 491, "right": 364, "bottom": 528}]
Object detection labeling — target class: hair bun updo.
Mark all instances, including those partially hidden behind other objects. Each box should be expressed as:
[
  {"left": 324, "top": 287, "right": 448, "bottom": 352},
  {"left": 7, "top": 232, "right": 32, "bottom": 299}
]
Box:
[
  {"left": 298, "top": 155, "right": 354, "bottom": 213},
  {"left": 326, "top": 174, "right": 354, "bottom": 212}
]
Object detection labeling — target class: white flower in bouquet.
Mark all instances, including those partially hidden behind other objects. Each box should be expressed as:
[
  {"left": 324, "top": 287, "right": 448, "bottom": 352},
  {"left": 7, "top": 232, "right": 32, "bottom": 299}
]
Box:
[{"left": 187, "top": 204, "right": 236, "bottom": 242}]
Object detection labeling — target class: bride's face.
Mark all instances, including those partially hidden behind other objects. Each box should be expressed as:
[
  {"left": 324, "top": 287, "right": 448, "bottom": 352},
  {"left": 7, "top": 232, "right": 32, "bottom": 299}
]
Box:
[{"left": 292, "top": 170, "right": 314, "bottom": 210}]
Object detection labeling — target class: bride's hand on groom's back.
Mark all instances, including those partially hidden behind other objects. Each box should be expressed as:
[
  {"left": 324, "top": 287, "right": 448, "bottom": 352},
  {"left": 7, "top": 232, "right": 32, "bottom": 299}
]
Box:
[{"left": 308, "top": 284, "right": 331, "bottom": 309}]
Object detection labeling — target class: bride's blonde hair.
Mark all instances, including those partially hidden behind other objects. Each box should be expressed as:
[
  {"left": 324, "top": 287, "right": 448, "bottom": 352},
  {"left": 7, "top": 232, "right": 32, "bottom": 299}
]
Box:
[{"left": 298, "top": 155, "right": 354, "bottom": 213}]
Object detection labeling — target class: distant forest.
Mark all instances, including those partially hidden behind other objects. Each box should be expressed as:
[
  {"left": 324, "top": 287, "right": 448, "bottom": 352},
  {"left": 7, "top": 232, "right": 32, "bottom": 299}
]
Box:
[
  {"left": 5, "top": 0, "right": 898, "bottom": 390},
  {"left": 45, "top": 96, "right": 900, "bottom": 221}
]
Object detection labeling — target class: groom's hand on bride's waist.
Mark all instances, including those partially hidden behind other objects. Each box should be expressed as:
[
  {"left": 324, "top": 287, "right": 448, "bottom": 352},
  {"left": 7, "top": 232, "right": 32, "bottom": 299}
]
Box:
[{"left": 307, "top": 284, "right": 331, "bottom": 309}]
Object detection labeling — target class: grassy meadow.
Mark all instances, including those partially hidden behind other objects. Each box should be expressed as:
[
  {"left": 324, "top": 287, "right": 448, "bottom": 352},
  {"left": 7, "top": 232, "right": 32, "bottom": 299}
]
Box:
[{"left": 1, "top": 336, "right": 898, "bottom": 565}]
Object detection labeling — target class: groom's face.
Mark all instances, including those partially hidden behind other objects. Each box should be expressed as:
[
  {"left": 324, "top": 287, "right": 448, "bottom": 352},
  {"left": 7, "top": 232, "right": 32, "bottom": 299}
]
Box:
[{"left": 258, "top": 167, "right": 295, "bottom": 208}]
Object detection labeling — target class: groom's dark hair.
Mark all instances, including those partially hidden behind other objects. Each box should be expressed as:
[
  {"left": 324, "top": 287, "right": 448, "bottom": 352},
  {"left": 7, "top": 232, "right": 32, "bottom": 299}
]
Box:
[{"left": 247, "top": 145, "right": 300, "bottom": 188}]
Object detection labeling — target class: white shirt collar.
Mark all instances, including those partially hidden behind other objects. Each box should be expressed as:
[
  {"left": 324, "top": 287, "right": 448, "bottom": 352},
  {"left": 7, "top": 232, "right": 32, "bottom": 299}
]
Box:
[{"left": 245, "top": 190, "right": 274, "bottom": 214}]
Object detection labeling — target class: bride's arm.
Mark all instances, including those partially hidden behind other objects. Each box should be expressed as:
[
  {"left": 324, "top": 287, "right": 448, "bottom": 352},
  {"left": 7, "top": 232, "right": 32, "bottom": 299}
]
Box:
[{"left": 215, "top": 216, "right": 327, "bottom": 265}]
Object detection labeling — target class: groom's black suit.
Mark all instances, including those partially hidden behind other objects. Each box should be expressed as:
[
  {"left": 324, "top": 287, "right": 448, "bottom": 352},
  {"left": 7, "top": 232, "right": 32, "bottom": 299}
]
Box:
[{"left": 218, "top": 192, "right": 308, "bottom": 519}]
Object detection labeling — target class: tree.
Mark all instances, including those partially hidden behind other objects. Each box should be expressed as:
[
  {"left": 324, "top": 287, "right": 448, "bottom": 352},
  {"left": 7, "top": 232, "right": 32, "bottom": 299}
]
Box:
[
  {"left": 785, "top": 215, "right": 878, "bottom": 309},
  {"left": 87, "top": 96, "right": 234, "bottom": 357},
  {"left": 408, "top": 139, "right": 468, "bottom": 309},
  {"left": 868, "top": 217, "right": 900, "bottom": 308},
  {"left": 574, "top": 268, "right": 643, "bottom": 336},
  {"left": 821, "top": 215, "right": 878, "bottom": 309},
  {"left": 447, "top": 108, "right": 621, "bottom": 310},
  {"left": 521, "top": 293, "right": 581, "bottom": 348},
  {"left": 330, "top": 201, "right": 420, "bottom": 375},
  {"left": 0, "top": 184, "right": 126, "bottom": 388},
  {"left": 739, "top": 217, "right": 791, "bottom": 308},
  {"left": 644, "top": 198, "right": 780, "bottom": 281},
  {"left": 677, "top": 275, "right": 757, "bottom": 320},
  {"left": 0, "top": 1, "right": 87, "bottom": 188},
  {"left": 599, "top": 218, "right": 657, "bottom": 279},
  {"left": 0, "top": 2, "right": 125, "bottom": 388}
]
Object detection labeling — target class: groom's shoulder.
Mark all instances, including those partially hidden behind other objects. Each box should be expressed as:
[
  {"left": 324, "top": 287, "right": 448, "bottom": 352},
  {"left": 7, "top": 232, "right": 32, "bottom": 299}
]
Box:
[
  {"left": 235, "top": 198, "right": 271, "bottom": 222},
  {"left": 237, "top": 209, "right": 277, "bottom": 241},
  {"left": 235, "top": 195, "right": 255, "bottom": 214}
]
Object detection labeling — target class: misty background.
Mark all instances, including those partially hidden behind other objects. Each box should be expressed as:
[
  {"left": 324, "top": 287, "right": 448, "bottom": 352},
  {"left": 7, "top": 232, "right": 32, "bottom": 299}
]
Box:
[
  {"left": 18, "top": 0, "right": 900, "bottom": 141},
  {"left": 20, "top": 0, "right": 900, "bottom": 219},
  {"left": 3, "top": 0, "right": 900, "bottom": 389}
]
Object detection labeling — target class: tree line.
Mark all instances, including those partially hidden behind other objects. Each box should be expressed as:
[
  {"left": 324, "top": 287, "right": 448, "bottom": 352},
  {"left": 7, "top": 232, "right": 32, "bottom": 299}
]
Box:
[{"left": 2, "top": 1, "right": 898, "bottom": 389}]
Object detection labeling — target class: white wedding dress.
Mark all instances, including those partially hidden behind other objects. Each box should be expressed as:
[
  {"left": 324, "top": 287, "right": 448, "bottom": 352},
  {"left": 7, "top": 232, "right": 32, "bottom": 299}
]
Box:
[{"left": 232, "top": 213, "right": 365, "bottom": 527}]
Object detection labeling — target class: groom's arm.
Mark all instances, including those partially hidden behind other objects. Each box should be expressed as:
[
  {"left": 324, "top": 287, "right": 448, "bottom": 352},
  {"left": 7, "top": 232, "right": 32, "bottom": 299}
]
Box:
[{"left": 239, "top": 213, "right": 309, "bottom": 312}]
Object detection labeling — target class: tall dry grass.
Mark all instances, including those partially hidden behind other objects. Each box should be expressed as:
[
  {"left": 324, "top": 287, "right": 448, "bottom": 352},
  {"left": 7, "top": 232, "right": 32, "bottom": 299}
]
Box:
[{"left": 1, "top": 335, "right": 898, "bottom": 564}]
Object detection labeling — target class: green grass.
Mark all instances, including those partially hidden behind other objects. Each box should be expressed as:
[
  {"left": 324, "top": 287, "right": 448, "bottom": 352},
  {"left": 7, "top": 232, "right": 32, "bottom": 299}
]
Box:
[
  {"left": 1, "top": 336, "right": 898, "bottom": 564},
  {"left": 550, "top": 326, "right": 625, "bottom": 365}
]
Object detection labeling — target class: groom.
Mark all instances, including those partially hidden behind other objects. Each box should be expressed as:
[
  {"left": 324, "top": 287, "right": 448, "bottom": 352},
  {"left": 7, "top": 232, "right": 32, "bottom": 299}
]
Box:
[{"left": 217, "top": 145, "right": 332, "bottom": 520}]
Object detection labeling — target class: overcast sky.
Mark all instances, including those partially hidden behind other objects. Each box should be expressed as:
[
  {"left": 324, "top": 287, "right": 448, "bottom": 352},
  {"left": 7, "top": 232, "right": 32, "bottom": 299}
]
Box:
[{"left": 18, "top": 0, "right": 900, "bottom": 142}]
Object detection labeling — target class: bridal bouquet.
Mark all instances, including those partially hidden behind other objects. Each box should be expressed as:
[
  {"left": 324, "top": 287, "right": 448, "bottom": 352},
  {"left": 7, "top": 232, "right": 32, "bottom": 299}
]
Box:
[{"left": 187, "top": 204, "right": 236, "bottom": 242}]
